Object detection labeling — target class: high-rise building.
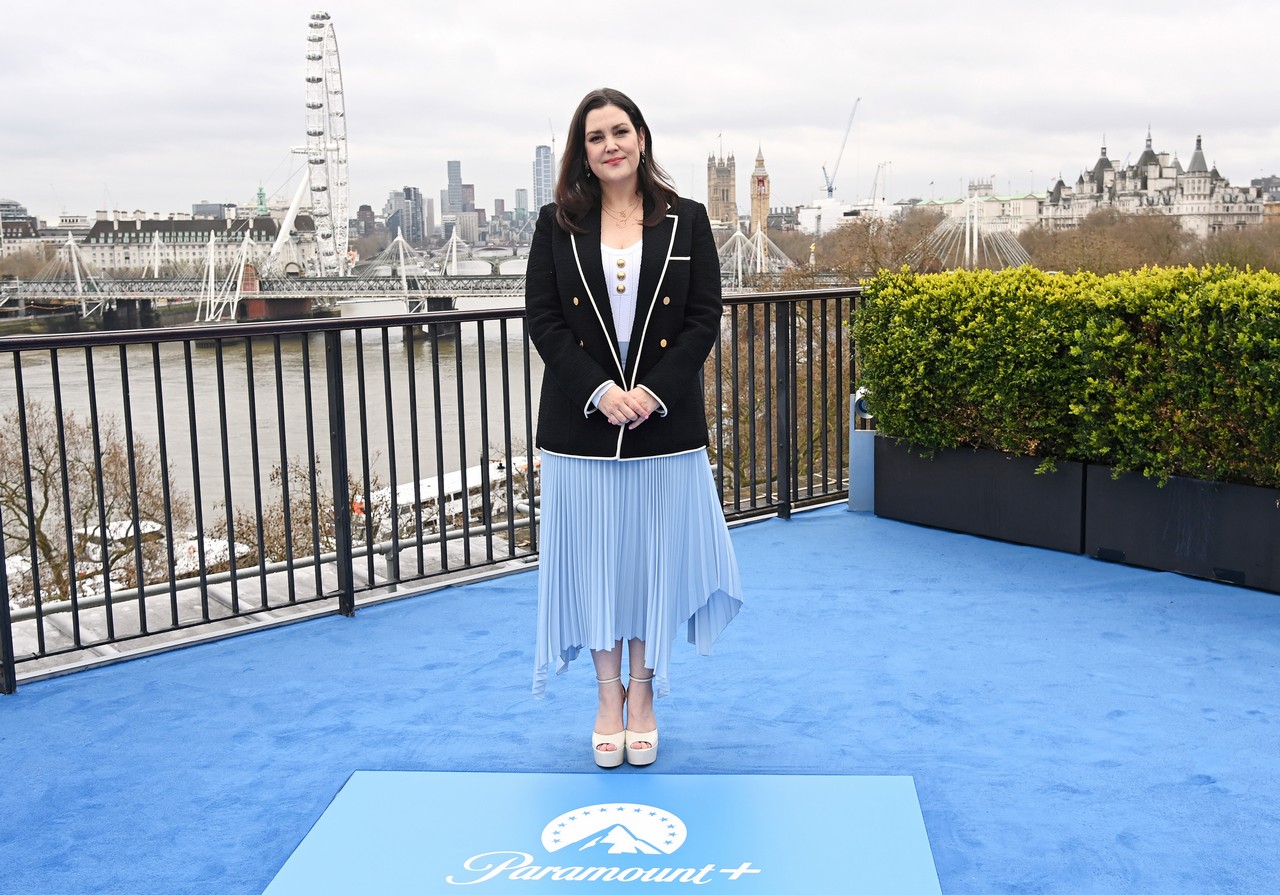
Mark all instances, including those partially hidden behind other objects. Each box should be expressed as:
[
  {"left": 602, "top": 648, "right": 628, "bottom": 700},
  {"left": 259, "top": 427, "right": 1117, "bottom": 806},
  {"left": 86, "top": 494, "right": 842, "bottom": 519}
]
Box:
[
  {"left": 383, "top": 186, "right": 425, "bottom": 244},
  {"left": 514, "top": 189, "right": 529, "bottom": 213},
  {"left": 385, "top": 208, "right": 404, "bottom": 241},
  {"left": 494, "top": 198, "right": 505, "bottom": 217},
  {"left": 707, "top": 152, "right": 737, "bottom": 228},
  {"left": 446, "top": 161, "right": 463, "bottom": 214},
  {"left": 0, "top": 199, "right": 30, "bottom": 220},
  {"left": 533, "top": 145, "right": 555, "bottom": 211},
  {"left": 461, "top": 184, "right": 475, "bottom": 212},
  {"left": 424, "top": 197, "right": 436, "bottom": 242},
  {"left": 455, "top": 211, "right": 480, "bottom": 245},
  {"left": 356, "top": 204, "right": 375, "bottom": 237},
  {"left": 750, "top": 149, "right": 770, "bottom": 235},
  {"left": 0, "top": 199, "right": 39, "bottom": 244}
]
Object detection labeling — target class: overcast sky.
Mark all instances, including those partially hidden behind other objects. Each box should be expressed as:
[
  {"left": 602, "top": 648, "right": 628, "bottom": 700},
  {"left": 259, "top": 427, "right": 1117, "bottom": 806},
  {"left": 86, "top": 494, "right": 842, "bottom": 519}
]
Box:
[{"left": 5, "top": 0, "right": 1278, "bottom": 224}]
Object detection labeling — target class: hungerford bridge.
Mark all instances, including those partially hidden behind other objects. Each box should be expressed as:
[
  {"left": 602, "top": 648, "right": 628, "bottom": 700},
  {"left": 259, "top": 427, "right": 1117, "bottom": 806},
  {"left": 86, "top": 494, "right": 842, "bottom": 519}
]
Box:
[
  {"left": 1, "top": 234, "right": 527, "bottom": 323},
  {"left": 1, "top": 228, "right": 798, "bottom": 324}
]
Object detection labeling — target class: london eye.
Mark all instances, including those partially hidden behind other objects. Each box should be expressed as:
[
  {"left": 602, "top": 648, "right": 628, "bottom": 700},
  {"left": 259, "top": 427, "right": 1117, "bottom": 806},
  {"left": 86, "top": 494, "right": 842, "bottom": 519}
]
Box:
[{"left": 303, "top": 10, "right": 349, "bottom": 275}]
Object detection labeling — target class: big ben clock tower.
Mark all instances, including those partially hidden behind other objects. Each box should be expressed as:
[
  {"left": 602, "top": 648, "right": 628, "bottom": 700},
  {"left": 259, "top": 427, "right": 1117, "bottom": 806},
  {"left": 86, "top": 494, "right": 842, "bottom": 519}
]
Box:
[{"left": 750, "top": 148, "right": 770, "bottom": 235}]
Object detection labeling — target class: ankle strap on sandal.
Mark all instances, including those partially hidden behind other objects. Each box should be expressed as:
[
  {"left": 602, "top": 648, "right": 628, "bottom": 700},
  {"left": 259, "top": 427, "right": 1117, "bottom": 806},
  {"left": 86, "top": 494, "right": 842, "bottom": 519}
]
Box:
[
  {"left": 628, "top": 674, "right": 654, "bottom": 684},
  {"left": 596, "top": 675, "right": 622, "bottom": 685}
]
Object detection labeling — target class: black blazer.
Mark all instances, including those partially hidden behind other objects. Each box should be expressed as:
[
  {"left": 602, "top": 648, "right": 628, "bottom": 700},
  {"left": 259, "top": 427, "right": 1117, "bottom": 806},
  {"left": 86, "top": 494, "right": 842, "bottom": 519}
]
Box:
[{"left": 525, "top": 196, "right": 722, "bottom": 460}]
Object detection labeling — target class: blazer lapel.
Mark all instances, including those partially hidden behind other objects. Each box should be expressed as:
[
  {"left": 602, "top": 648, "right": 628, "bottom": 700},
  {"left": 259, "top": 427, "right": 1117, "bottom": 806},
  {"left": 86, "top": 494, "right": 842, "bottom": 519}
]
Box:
[
  {"left": 569, "top": 211, "right": 625, "bottom": 380},
  {"left": 625, "top": 204, "right": 676, "bottom": 378}
]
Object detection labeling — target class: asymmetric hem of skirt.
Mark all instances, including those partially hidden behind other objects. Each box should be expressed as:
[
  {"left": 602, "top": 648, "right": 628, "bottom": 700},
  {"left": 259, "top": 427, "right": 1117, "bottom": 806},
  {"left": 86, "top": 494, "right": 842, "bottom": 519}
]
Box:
[
  {"left": 532, "top": 450, "right": 743, "bottom": 699},
  {"left": 532, "top": 586, "right": 742, "bottom": 699}
]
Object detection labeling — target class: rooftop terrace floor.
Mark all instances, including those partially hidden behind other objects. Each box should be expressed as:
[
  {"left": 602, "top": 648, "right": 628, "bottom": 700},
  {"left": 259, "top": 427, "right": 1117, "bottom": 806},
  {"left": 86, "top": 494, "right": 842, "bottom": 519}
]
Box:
[{"left": 3, "top": 505, "right": 1278, "bottom": 894}]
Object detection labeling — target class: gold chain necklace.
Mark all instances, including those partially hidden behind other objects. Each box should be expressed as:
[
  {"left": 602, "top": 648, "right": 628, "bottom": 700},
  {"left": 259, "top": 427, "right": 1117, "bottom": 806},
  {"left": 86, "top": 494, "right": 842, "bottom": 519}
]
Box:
[{"left": 602, "top": 196, "right": 640, "bottom": 227}]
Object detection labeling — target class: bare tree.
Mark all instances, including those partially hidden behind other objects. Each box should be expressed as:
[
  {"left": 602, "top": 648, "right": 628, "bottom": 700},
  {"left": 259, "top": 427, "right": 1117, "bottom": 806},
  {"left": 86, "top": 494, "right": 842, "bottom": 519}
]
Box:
[
  {"left": 810, "top": 208, "right": 945, "bottom": 282},
  {"left": 707, "top": 300, "right": 850, "bottom": 502},
  {"left": 1019, "top": 208, "right": 1199, "bottom": 273},
  {"left": 208, "top": 456, "right": 392, "bottom": 567},
  {"left": 1201, "top": 225, "right": 1280, "bottom": 271},
  {"left": 351, "top": 233, "right": 391, "bottom": 262},
  {"left": 1, "top": 399, "right": 192, "bottom": 607},
  {"left": 766, "top": 230, "right": 817, "bottom": 268},
  {"left": 0, "top": 248, "right": 54, "bottom": 279}
]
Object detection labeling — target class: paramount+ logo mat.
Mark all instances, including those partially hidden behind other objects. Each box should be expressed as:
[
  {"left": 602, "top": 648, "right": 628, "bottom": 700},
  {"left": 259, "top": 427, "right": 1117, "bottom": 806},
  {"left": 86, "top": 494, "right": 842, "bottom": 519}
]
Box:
[{"left": 262, "top": 772, "right": 942, "bottom": 894}]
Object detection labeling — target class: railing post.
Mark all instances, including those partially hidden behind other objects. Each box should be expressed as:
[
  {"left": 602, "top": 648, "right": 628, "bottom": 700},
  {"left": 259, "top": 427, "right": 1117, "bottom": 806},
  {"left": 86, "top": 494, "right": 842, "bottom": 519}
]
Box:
[
  {"left": 1, "top": 504, "right": 17, "bottom": 694},
  {"left": 324, "top": 330, "right": 356, "bottom": 617},
  {"left": 774, "top": 298, "right": 792, "bottom": 520}
]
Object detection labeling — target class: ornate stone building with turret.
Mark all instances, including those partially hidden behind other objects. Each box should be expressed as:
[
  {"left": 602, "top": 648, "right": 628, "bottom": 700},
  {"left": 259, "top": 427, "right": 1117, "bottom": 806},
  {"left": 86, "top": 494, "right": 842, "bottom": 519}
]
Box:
[
  {"left": 918, "top": 131, "right": 1265, "bottom": 240},
  {"left": 1041, "top": 131, "right": 1262, "bottom": 237},
  {"left": 706, "top": 152, "right": 737, "bottom": 229}
]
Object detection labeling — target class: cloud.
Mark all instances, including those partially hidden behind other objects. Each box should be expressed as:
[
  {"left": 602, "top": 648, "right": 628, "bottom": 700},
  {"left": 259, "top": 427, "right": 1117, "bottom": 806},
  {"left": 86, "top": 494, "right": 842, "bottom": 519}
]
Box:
[{"left": 4, "top": 0, "right": 1278, "bottom": 221}]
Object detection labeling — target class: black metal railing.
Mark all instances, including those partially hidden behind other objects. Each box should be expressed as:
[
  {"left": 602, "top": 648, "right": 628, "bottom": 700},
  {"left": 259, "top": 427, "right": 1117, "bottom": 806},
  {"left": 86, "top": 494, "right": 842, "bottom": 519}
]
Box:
[{"left": 1, "top": 286, "right": 858, "bottom": 692}]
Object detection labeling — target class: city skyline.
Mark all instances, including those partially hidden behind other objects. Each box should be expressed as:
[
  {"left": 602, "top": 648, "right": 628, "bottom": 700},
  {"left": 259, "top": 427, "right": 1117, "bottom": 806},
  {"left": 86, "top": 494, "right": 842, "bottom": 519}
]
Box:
[{"left": 5, "top": 1, "right": 1278, "bottom": 224}]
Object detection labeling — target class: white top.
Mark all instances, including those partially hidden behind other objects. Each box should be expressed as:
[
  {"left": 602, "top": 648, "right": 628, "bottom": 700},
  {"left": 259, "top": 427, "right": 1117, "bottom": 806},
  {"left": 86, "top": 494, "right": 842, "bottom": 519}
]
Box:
[
  {"left": 586, "top": 237, "right": 664, "bottom": 418},
  {"left": 600, "top": 238, "right": 642, "bottom": 345}
]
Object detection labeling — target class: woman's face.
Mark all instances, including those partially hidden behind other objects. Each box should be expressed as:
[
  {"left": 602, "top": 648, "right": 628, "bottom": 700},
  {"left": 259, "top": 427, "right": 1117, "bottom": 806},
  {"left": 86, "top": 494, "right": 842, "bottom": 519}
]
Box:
[{"left": 584, "top": 104, "right": 645, "bottom": 188}]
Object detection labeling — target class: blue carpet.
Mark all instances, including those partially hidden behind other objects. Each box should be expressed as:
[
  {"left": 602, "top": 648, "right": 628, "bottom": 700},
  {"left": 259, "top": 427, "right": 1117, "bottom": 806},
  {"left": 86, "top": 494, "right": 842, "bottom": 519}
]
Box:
[{"left": 2, "top": 506, "right": 1278, "bottom": 894}]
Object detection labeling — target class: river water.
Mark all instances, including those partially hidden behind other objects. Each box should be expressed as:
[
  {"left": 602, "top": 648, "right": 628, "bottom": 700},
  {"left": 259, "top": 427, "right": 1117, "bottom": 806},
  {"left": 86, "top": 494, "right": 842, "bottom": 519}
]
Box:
[{"left": 0, "top": 300, "right": 543, "bottom": 521}]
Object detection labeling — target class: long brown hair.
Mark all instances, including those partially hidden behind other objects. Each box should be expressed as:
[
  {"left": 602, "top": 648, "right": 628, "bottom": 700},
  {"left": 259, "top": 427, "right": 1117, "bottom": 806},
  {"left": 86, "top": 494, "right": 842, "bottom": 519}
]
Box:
[{"left": 554, "top": 88, "right": 679, "bottom": 233}]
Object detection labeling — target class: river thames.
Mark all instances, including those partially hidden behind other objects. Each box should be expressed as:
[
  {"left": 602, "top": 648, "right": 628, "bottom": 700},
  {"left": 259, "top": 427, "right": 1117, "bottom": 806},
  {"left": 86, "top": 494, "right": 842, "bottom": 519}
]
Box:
[{"left": 0, "top": 300, "right": 543, "bottom": 521}]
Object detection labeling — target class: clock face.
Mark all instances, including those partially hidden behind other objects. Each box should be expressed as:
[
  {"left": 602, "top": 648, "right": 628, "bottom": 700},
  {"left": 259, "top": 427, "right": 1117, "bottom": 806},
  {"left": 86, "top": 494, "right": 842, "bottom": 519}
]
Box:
[{"left": 756, "top": 177, "right": 767, "bottom": 195}]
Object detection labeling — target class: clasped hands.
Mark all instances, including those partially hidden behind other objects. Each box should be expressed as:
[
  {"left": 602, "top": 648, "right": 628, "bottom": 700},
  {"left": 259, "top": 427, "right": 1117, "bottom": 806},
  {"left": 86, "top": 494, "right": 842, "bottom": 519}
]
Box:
[{"left": 598, "top": 386, "right": 658, "bottom": 430}]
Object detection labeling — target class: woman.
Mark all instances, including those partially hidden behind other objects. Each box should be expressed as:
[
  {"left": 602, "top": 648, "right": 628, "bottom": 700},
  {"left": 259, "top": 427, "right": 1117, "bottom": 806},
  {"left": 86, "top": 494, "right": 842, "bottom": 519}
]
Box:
[{"left": 527, "top": 88, "right": 743, "bottom": 768}]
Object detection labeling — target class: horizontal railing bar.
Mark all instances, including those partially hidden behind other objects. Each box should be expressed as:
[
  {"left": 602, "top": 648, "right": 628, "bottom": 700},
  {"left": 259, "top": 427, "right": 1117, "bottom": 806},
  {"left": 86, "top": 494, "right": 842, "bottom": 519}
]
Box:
[
  {"left": 723, "top": 286, "right": 860, "bottom": 306},
  {"left": 0, "top": 306, "right": 525, "bottom": 351},
  {"left": 0, "top": 287, "right": 858, "bottom": 352}
]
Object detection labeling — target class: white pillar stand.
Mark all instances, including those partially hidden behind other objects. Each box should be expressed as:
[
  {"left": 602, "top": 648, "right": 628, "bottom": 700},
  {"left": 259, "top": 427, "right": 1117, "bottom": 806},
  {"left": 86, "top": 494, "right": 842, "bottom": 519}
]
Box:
[{"left": 848, "top": 404, "right": 876, "bottom": 511}]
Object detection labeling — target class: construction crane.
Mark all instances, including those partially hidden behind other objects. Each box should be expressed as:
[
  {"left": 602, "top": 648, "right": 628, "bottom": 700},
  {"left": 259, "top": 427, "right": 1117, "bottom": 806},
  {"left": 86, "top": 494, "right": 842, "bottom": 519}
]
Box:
[
  {"left": 821, "top": 97, "right": 860, "bottom": 198},
  {"left": 868, "top": 161, "right": 891, "bottom": 203}
]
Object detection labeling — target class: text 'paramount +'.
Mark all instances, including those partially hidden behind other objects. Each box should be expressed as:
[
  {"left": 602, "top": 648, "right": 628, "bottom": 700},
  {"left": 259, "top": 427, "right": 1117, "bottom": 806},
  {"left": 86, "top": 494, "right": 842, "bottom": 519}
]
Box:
[{"left": 445, "top": 853, "right": 763, "bottom": 885}]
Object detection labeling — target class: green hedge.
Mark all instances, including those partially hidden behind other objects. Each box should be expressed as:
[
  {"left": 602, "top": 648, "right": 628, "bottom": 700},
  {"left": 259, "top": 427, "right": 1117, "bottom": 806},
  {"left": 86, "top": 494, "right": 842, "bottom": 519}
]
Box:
[{"left": 853, "top": 266, "right": 1280, "bottom": 488}]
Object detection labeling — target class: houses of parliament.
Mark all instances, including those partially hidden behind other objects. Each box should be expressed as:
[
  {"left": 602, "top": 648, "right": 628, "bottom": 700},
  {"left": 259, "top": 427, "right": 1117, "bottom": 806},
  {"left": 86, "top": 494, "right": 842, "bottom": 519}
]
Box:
[{"left": 707, "top": 148, "right": 772, "bottom": 233}]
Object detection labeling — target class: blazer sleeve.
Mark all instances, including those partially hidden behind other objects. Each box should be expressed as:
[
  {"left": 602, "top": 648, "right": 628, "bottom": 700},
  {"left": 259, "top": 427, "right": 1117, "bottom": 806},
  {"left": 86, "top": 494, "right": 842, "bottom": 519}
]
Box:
[
  {"left": 635, "top": 201, "right": 722, "bottom": 403},
  {"left": 525, "top": 204, "right": 615, "bottom": 409}
]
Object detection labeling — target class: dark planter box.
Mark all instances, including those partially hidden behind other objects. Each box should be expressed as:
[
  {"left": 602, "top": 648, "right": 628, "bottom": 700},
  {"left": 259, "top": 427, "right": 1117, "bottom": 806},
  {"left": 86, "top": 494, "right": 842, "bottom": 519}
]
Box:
[
  {"left": 874, "top": 437, "right": 1085, "bottom": 553},
  {"left": 1085, "top": 466, "right": 1280, "bottom": 594}
]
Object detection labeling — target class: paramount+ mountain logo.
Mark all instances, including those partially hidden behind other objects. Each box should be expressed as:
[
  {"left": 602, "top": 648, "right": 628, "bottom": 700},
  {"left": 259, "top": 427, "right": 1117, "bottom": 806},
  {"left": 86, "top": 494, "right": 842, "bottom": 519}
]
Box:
[
  {"left": 445, "top": 802, "right": 762, "bottom": 886},
  {"left": 542, "top": 802, "right": 688, "bottom": 855}
]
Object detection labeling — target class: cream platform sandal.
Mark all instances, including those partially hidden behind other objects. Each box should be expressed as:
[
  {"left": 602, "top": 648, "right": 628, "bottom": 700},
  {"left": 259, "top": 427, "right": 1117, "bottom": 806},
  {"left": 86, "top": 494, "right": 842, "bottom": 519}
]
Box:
[
  {"left": 624, "top": 674, "right": 658, "bottom": 767},
  {"left": 592, "top": 675, "right": 626, "bottom": 769}
]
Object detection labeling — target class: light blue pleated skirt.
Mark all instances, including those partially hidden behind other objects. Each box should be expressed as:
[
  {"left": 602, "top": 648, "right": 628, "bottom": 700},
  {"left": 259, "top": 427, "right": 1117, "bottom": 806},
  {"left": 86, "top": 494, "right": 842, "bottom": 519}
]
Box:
[{"left": 532, "top": 448, "right": 743, "bottom": 698}]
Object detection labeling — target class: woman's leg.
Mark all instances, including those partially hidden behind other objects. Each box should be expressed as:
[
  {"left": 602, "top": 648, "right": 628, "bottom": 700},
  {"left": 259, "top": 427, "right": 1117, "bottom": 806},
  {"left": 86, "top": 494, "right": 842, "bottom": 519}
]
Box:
[
  {"left": 591, "top": 641, "right": 626, "bottom": 753},
  {"left": 625, "top": 638, "right": 656, "bottom": 749}
]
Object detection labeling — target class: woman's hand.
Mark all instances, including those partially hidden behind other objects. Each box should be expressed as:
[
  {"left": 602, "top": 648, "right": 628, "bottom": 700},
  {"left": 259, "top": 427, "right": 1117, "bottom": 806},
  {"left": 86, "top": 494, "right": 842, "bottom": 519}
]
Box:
[
  {"left": 598, "top": 386, "right": 659, "bottom": 429},
  {"left": 622, "top": 389, "right": 659, "bottom": 430}
]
